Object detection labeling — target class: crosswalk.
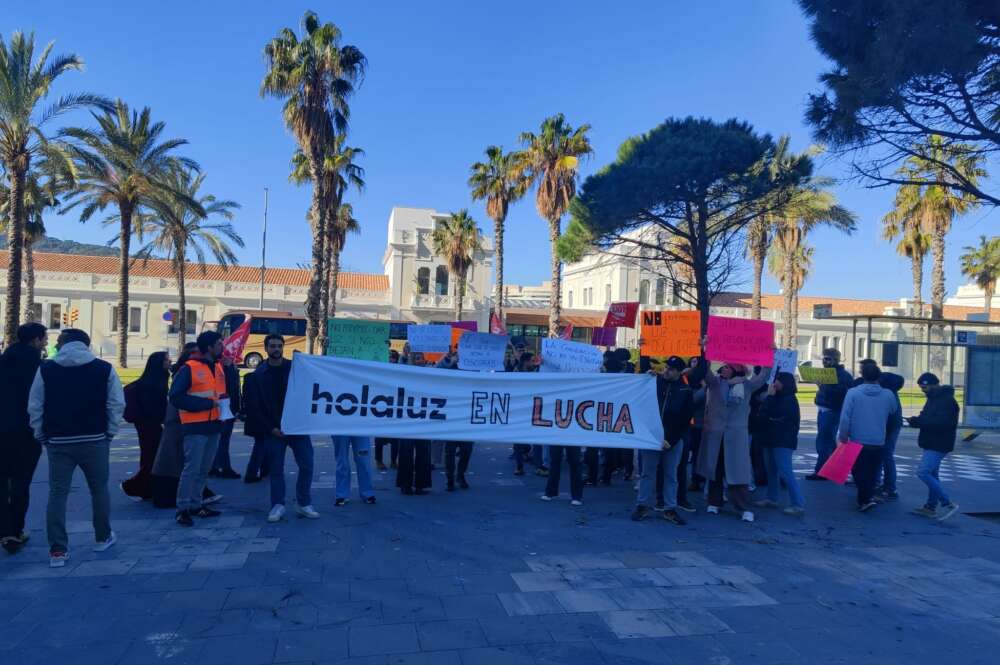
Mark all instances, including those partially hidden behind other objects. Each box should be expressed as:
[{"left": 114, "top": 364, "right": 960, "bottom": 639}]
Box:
[{"left": 792, "top": 451, "right": 1000, "bottom": 483}]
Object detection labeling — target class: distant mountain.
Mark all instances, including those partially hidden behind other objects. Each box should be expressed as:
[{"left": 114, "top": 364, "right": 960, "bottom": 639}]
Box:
[{"left": 0, "top": 234, "right": 118, "bottom": 257}]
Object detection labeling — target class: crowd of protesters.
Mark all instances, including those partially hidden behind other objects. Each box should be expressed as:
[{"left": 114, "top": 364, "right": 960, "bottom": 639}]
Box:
[{"left": 0, "top": 321, "right": 963, "bottom": 567}]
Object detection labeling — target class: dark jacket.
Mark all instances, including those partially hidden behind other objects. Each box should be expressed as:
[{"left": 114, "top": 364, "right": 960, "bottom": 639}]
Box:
[
  {"left": 909, "top": 385, "right": 959, "bottom": 453},
  {"left": 168, "top": 356, "right": 225, "bottom": 435},
  {"left": 242, "top": 359, "right": 291, "bottom": 439},
  {"left": 815, "top": 364, "right": 853, "bottom": 411},
  {"left": 757, "top": 375, "right": 801, "bottom": 449},
  {"left": 129, "top": 375, "right": 168, "bottom": 425},
  {"left": 879, "top": 372, "right": 905, "bottom": 438},
  {"left": 657, "top": 376, "right": 694, "bottom": 445},
  {"left": 0, "top": 342, "right": 43, "bottom": 448},
  {"left": 223, "top": 362, "right": 241, "bottom": 417}
]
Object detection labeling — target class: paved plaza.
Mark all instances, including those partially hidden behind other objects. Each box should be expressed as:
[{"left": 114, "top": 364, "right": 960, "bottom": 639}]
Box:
[{"left": 3, "top": 413, "right": 1000, "bottom": 665}]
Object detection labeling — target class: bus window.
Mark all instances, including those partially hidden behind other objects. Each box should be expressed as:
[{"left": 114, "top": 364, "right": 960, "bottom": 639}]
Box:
[
  {"left": 278, "top": 318, "right": 307, "bottom": 336},
  {"left": 218, "top": 314, "right": 246, "bottom": 339}
]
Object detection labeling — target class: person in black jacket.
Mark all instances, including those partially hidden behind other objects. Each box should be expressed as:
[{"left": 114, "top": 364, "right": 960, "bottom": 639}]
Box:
[
  {"left": 909, "top": 373, "right": 960, "bottom": 521},
  {"left": 0, "top": 323, "right": 47, "bottom": 554},
  {"left": 209, "top": 355, "right": 243, "bottom": 479},
  {"left": 632, "top": 356, "right": 694, "bottom": 525},
  {"left": 876, "top": 371, "right": 904, "bottom": 501},
  {"left": 806, "top": 348, "right": 853, "bottom": 480},
  {"left": 753, "top": 372, "right": 805, "bottom": 515},
  {"left": 121, "top": 351, "right": 170, "bottom": 500}
]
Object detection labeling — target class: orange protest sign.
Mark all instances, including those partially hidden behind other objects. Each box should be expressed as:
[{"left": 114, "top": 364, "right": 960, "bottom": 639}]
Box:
[
  {"left": 639, "top": 310, "right": 701, "bottom": 357},
  {"left": 423, "top": 327, "right": 469, "bottom": 364}
]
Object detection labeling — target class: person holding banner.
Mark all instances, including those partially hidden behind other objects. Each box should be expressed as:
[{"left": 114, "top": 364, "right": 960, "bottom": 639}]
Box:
[
  {"left": 436, "top": 348, "right": 474, "bottom": 491},
  {"left": 374, "top": 350, "right": 401, "bottom": 472},
  {"left": 332, "top": 434, "right": 377, "bottom": 506},
  {"left": 806, "top": 349, "right": 854, "bottom": 481}
]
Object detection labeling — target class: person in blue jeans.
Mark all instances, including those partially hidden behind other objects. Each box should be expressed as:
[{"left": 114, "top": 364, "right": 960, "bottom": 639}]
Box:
[
  {"left": 875, "top": 371, "right": 904, "bottom": 500},
  {"left": 908, "top": 373, "right": 960, "bottom": 521},
  {"left": 333, "top": 435, "right": 376, "bottom": 506},
  {"left": 806, "top": 349, "right": 853, "bottom": 480},
  {"left": 242, "top": 334, "right": 319, "bottom": 523},
  {"left": 753, "top": 372, "right": 805, "bottom": 515}
]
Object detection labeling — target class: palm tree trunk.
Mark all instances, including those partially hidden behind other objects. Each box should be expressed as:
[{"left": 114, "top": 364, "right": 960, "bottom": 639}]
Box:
[
  {"left": 328, "top": 241, "right": 342, "bottom": 319},
  {"left": 117, "top": 202, "right": 133, "bottom": 368},
  {"left": 455, "top": 270, "right": 465, "bottom": 321},
  {"left": 781, "top": 234, "right": 795, "bottom": 350},
  {"left": 493, "top": 215, "right": 505, "bottom": 320},
  {"left": 791, "top": 288, "right": 799, "bottom": 346},
  {"left": 548, "top": 218, "right": 562, "bottom": 336},
  {"left": 911, "top": 254, "right": 924, "bottom": 316},
  {"left": 22, "top": 236, "right": 36, "bottom": 322},
  {"left": 750, "top": 233, "right": 766, "bottom": 320},
  {"left": 930, "top": 225, "right": 946, "bottom": 320},
  {"left": 176, "top": 246, "right": 188, "bottom": 356},
  {"left": 317, "top": 202, "right": 336, "bottom": 354},
  {"left": 3, "top": 163, "right": 26, "bottom": 347},
  {"left": 985, "top": 282, "right": 994, "bottom": 320},
  {"left": 305, "top": 153, "right": 327, "bottom": 355}
]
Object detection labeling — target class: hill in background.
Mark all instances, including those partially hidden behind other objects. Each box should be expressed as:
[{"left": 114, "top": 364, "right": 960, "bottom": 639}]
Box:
[{"left": 0, "top": 234, "right": 118, "bottom": 257}]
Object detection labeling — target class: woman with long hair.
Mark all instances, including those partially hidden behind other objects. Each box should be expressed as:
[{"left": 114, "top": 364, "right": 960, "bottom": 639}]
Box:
[{"left": 121, "top": 351, "right": 170, "bottom": 500}]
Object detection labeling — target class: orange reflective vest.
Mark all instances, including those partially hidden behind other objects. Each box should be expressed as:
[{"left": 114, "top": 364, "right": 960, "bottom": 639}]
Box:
[{"left": 178, "top": 359, "right": 227, "bottom": 425}]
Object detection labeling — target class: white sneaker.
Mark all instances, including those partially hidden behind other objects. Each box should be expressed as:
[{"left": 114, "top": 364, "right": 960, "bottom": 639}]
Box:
[
  {"left": 203, "top": 493, "right": 223, "bottom": 505},
  {"left": 706, "top": 505, "right": 720, "bottom": 515},
  {"left": 540, "top": 494, "right": 553, "bottom": 501},
  {"left": 741, "top": 511, "right": 755, "bottom": 523},
  {"left": 296, "top": 504, "right": 320, "bottom": 519},
  {"left": 93, "top": 531, "right": 117, "bottom": 552},
  {"left": 267, "top": 504, "right": 286, "bottom": 523},
  {"left": 49, "top": 551, "right": 70, "bottom": 568},
  {"left": 570, "top": 499, "right": 583, "bottom": 507}
]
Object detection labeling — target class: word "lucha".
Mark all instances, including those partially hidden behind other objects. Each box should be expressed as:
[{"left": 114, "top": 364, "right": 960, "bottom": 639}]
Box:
[
  {"left": 531, "top": 397, "right": 634, "bottom": 433},
  {"left": 311, "top": 383, "right": 446, "bottom": 420}
]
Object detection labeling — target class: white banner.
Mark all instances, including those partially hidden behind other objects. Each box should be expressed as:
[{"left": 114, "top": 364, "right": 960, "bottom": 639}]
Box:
[
  {"left": 458, "top": 332, "right": 509, "bottom": 372},
  {"left": 281, "top": 354, "right": 664, "bottom": 450},
  {"left": 540, "top": 338, "right": 604, "bottom": 373}
]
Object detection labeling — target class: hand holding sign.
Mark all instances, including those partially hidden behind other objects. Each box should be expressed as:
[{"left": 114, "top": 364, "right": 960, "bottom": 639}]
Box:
[
  {"left": 705, "top": 316, "right": 775, "bottom": 367},
  {"left": 768, "top": 349, "right": 798, "bottom": 384}
]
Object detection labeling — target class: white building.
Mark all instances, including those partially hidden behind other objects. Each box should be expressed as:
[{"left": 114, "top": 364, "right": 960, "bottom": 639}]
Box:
[{"left": 947, "top": 280, "right": 999, "bottom": 319}]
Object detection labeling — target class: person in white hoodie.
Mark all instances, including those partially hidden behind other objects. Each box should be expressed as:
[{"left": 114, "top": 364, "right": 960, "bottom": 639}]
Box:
[{"left": 27, "top": 329, "right": 124, "bottom": 567}]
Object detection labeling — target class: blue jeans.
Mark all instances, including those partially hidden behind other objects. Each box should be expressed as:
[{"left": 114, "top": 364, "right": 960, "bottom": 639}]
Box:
[
  {"left": 637, "top": 444, "right": 683, "bottom": 510},
  {"left": 878, "top": 426, "right": 900, "bottom": 492},
  {"left": 813, "top": 409, "right": 839, "bottom": 473},
  {"left": 263, "top": 435, "right": 314, "bottom": 507},
  {"left": 332, "top": 436, "right": 375, "bottom": 500},
  {"left": 178, "top": 433, "right": 220, "bottom": 512},
  {"left": 764, "top": 447, "right": 804, "bottom": 508},
  {"left": 917, "top": 449, "right": 951, "bottom": 507}
]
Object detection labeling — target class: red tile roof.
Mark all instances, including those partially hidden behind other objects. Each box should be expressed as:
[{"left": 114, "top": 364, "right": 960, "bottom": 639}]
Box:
[
  {"left": 712, "top": 292, "right": 1000, "bottom": 322},
  {"left": 0, "top": 251, "right": 389, "bottom": 291}
]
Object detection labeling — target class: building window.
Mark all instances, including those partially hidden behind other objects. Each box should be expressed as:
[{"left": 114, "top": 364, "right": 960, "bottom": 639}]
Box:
[
  {"left": 49, "top": 303, "right": 62, "bottom": 329},
  {"left": 857, "top": 337, "right": 867, "bottom": 358},
  {"left": 568, "top": 291, "right": 574, "bottom": 308},
  {"left": 435, "top": 266, "right": 449, "bottom": 296},
  {"left": 605, "top": 284, "right": 611, "bottom": 305},
  {"left": 671, "top": 283, "right": 682, "bottom": 306},
  {"left": 168, "top": 309, "right": 197, "bottom": 335},
  {"left": 638, "top": 280, "right": 650, "bottom": 305},
  {"left": 416, "top": 267, "right": 430, "bottom": 295},
  {"left": 655, "top": 278, "right": 666, "bottom": 306},
  {"left": 832, "top": 337, "right": 841, "bottom": 352},
  {"left": 112, "top": 306, "right": 142, "bottom": 333},
  {"left": 821, "top": 336, "right": 830, "bottom": 352},
  {"left": 26, "top": 303, "right": 42, "bottom": 323}
]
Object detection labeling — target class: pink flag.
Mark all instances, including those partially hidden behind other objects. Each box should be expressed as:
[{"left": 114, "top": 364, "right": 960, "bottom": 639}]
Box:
[
  {"left": 603, "top": 302, "right": 639, "bottom": 328},
  {"left": 590, "top": 326, "right": 617, "bottom": 347},
  {"left": 221, "top": 319, "right": 251, "bottom": 362},
  {"left": 560, "top": 323, "right": 574, "bottom": 340},
  {"left": 490, "top": 312, "right": 507, "bottom": 335}
]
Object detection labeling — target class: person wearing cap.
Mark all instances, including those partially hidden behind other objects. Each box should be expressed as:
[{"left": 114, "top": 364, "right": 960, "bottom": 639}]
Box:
[
  {"left": 908, "top": 373, "right": 960, "bottom": 521},
  {"left": 753, "top": 372, "right": 805, "bottom": 515},
  {"left": 632, "top": 356, "right": 693, "bottom": 524},
  {"left": 806, "top": 348, "right": 854, "bottom": 481}
]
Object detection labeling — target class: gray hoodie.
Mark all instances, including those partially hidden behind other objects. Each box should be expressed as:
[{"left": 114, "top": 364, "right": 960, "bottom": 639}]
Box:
[
  {"left": 837, "top": 382, "right": 898, "bottom": 446},
  {"left": 28, "top": 341, "right": 125, "bottom": 443}
]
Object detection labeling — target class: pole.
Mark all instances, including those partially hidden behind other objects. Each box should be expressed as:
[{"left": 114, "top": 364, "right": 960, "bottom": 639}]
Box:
[{"left": 259, "top": 187, "right": 268, "bottom": 311}]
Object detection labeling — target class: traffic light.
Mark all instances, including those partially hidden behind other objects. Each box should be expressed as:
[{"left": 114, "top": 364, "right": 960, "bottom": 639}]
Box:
[
  {"left": 60, "top": 308, "right": 79, "bottom": 327},
  {"left": 61, "top": 311, "right": 70, "bottom": 327}
]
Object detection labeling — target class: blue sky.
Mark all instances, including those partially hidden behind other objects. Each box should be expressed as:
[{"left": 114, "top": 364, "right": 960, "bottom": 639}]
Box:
[{"left": 7, "top": 1, "right": 997, "bottom": 300}]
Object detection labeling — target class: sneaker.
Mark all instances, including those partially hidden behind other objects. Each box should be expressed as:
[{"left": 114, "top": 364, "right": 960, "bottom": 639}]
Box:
[
  {"left": 458, "top": 477, "right": 470, "bottom": 490},
  {"left": 334, "top": 497, "right": 348, "bottom": 506},
  {"left": 911, "top": 505, "right": 937, "bottom": 518},
  {"left": 49, "top": 551, "right": 70, "bottom": 568},
  {"left": 364, "top": 496, "right": 376, "bottom": 505},
  {"left": 783, "top": 506, "right": 805, "bottom": 517},
  {"left": 193, "top": 506, "right": 222, "bottom": 518},
  {"left": 93, "top": 531, "right": 117, "bottom": 553},
  {"left": 663, "top": 510, "right": 687, "bottom": 525},
  {"left": 741, "top": 511, "right": 755, "bottom": 523},
  {"left": 687, "top": 481, "right": 703, "bottom": 492},
  {"left": 804, "top": 474, "right": 825, "bottom": 481},
  {"left": 13, "top": 530, "right": 30, "bottom": 545},
  {"left": 570, "top": 499, "right": 584, "bottom": 507},
  {"left": 203, "top": 492, "right": 223, "bottom": 505},
  {"left": 120, "top": 481, "right": 142, "bottom": 502},
  {"left": 653, "top": 502, "right": 666, "bottom": 512},
  {"left": 879, "top": 490, "right": 899, "bottom": 502},
  {"left": 677, "top": 500, "right": 696, "bottom": 513},
  {"left": 706, "top": 505, "right": 720, "bottom": 515},
  {"left": 176, "top": 510, "right": 194, "bottom": 527},
  {"left": 535, "top": 467, "right": 549, "bottom": 477},
  {"left": 858, "top": 500, "right": 878, "bottom": 513},
  {"left": 268, "top": 504, "right": 286, "bottom": 523},
  {"left": 296, "top": 504, "right": 320, "bottom": 519},
  {"left": 1, "top": 537, "right": 21, "bottom": 554},
  {"left": 753, "top": 499, "right": 779, "bottom": 509},
  {"left": 540, "top": 494, "right": 554, "bottom": 502},
  {"left": 936, "top": 503, "right": 960, "bottom": 522},
  {"left": 631, "top": 505, "right": 650, "bottom": 521},
  {"left": 514, "top": 467, "right": 525, "bottom": 476}
]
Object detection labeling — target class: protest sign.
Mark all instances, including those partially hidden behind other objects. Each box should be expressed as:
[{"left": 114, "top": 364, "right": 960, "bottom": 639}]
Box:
[
  {"left": 799, "top": 366, "right": 838, "bottom": 384},
  {"left": 451, "top": 320, "right": 478, "bottom": 332},
  {"left": 327, "top": 319, "right": 390, "bottom": 362},
  {"left": 705, "top": 316, "right": 775, "bottom": 366},
  {"left": 282, "top": 354, "right": 664, "bottom": 450},
  {"left": 407, "top": 324, "right": 452, "bottom": 353},
  {"left": 604, "top": 302, "right": 639, "bottom": 328},
  {"left": 458, "top": 332, "right": 509, "bottom": 371},
  {"left": 640, "top": 311, "right": 702, "bottom": 357},
  {"left": 768, "top": 349, "right": 799, "bottom": 383},
  {"left": 541, "top": 338, "right": 604, "bottom": 373},
  {"left": 591, "top": 326, "right": 618, "bottom": 347}
]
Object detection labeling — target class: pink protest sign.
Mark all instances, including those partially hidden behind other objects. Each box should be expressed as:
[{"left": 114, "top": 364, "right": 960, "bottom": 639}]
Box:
[
  {"left": 590, "top": 326, "right": 618, "bottom": 347},
  {"left": 705, "top": 316, "right": 775, "bottom": 367},
  {"left": 450, "top": 320, "right": 478, "bottom": 332}
]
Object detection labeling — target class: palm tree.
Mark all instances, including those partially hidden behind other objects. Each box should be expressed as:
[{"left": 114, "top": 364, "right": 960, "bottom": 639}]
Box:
[
  {"left": 326, "top": 202, "right": 360, "bottom": 321},
  {"left": 133, "top": 169, "right": 243, "bottom": 353},
  {"left": 773, "top": 180, "right": 856, "bottom": 348},
  {"left": 431, "top": 210, "right": 483, "bottom": 320},
  {"left": 0, "top": 31, "right": 105, "bottom": 345},
  {"left": 262, "top": 11, "right": 366, "bottom": 354},
  {"left": 469, "top": 145, "right": 529, "bottom": 321},
  {"left": 887, "top": 136, "right": 984, "bottom": 320},
  {"left": 960, "top": 235, "right": 1000, "bottom": 319},
  {"left": 768, "top": 238, "right": 814, "bottom": 339},
  {"left": 746, "top": 135, "right": 795, "bottom": 320},
  {"left": 882, "top": 203, "right": 932, "bottom": 315},
  {"left": 519, "top": 114, "right": 592, "bottom": 335},
  {"left": 61, "top": 101, "right": 199, "bottom": 367}
]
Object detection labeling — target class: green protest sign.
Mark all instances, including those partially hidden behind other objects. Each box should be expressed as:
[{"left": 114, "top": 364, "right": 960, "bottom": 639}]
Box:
[
  {"left": 799, "top": 366, "right": 837, "bottom": 384},
  {"left": 326, "top": 319, "right": 390, "bottom": 362}
]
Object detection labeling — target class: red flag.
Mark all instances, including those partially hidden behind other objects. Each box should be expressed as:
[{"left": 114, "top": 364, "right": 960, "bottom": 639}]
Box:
[
  {"left": 489, "top": 312, "right": 507, "bottom": 335},
  {"left": 221, "top": 318, "right": 251, "bottom": 362},
  {"left": 560, "top": 323, "right": 574, "bottom": 340},
  {"left": 603, "top": 302, "right": 639, "bottom": 328}
]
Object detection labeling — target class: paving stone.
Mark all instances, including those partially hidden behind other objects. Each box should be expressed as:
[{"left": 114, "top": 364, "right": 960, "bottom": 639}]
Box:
[
  {"left": 416, "top": 619, "right": 488, "bottom": 650},
  {"left": 382, "top": 597, "right": 447, "bottom": 623},
  {"left": 591, "top": 637, "right": 672, "bottom": 665},
  {"left": 69, "top": 558, "right": 138, "bottom": 577},
  {"left": 251, "top": 604, "right": 320, "bottom": 632},
  {"left": 656, "top": 586, "right": 719, "bottom": 608},
  {"left": 606, "top": 587, "right": 676, "bottom": 610},
  {"left": 552, "top": 589, "right": 621, "bottom": 612},
  {"left": 613, "top": 550, "right": 673, "bottom": 568},
  {"left": 179, "top": 609, "right": 254, "bottom": 638},
  {"left": 561, "top": 569, "right": 623, "bottom": 589},
  {"left": 225, "top": 585, "right": 308, "bottom": 610},
  {"left": 350, "top": 622, "right": 419, "bottom": 656},
  {"left": 538, "top": 612, "right": 617, "bottom": 642},
  {"left": 2, "top": 563, "right": 74, "bottom": 580},
  {"left": 600, "top": 610, "right": 676, "bottom": 638},
  {"left": 655, "top": 609, "right": 733, "bottom": 636},
  {"left": 510, "top": 571, "right": 571, "bottom": 592},
  {"left": 119, "top": 634, "right": 204, "bottom": 665},
  {"left": 407, "top": 575, "right": 464, "bottom": 597},
  {"left": 563, "top": 553, "right": 625, "bottom": 570},
  {"left": 386, "top": 651, "right": 462, "bottom": 665},
  {"left": 527, "top": 639, "right": 607, "bottom": 665},
  {"left": 172, "top": 542, "right": 232, "bottom": 556},
  {"left": 705, "top": 584, "right": 778, "bottom": 608},
  {"left": 657, "top": 551, "right": 715, "bottom": 567},
  {"left": 350, "top": 578, "right": 411, "bottom": 601},
  {"left": 610, "top": 567, "right": 670, "bottom": 588},
  {"left": 713, "top": 633, "right": 802, "bottom": 661},
  {"left": 457, "top": 645, "right": 533, "bottom": 665},
  {"left": 131, "top": 556, "right": 194, "bottom": 574},
  {"left": 228, "top": 537, "right": 281, "bottom": 553},
  {"left": 497, "top": 591, "right": 565, "bottom": 616},
  {"left": 159, "top": 588, "right": 231, "bottom": 612},
  {"left": 440, "top": 593, "right": 507, "bottom": 620},
  {"left": 477, "top": 615, "right": 553, "bottom": 646},
  {"left": 706, "top": 565, "right": 767, "bottom": 585},
  {"left": 523, "top": 554, "right": 581, "bottom": 572},
  {"left": 190, "top": 552, "right": 249, "bottom": 571},
  {"left": 275, "top": 626, "right": 349, "bottom": 662},
  {"left": 654, "top": 566, "right": 719, "bottom": 586},
  {"left": 455, "top": 572, "right": 519, "bottom": 594},
  {"left": 316, "top": 600, "right": 382, "bottom": 628},
  {"left": 199, "top": 633, "right": 278, "bottom": 665}
]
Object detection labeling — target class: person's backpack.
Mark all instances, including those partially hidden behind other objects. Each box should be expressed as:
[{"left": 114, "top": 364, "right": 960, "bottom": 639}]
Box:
[{"left": 123, "top": 382, "right": 141, "bottom": 424}]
